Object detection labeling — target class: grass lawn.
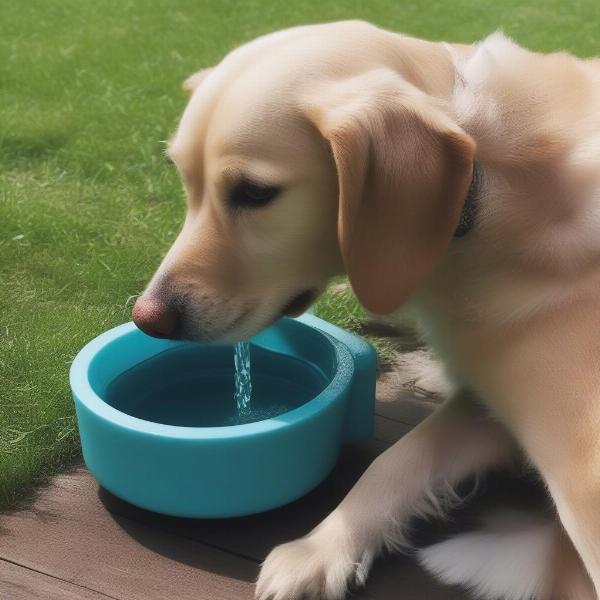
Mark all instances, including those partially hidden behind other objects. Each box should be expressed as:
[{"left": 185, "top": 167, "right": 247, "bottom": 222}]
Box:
[{"left": 2, "top": 0, "right": 600, "bottom": 510}]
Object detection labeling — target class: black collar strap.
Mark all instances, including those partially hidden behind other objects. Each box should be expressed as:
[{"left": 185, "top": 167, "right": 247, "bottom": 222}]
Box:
[{"left": 454, "top": 161, "right": 482, "bottom": 238}]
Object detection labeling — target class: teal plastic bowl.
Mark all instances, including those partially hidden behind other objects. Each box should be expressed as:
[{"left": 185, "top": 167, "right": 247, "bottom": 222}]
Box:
[{"left": 70, "top": 313, "right": 376, "bottom": 518}]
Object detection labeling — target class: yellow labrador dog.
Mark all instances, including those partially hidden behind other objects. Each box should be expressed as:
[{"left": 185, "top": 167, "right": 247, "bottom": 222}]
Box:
[{"left": 132, "top": 20, "right": 600, "bottom": 600}]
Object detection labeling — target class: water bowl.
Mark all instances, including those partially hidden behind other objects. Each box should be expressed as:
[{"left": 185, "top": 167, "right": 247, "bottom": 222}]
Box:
[{"left": 70, "top": 314, "right": 376, "bottom": 518}]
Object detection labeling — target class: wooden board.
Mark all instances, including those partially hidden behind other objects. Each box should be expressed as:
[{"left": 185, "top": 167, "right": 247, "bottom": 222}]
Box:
[
  {"left": 0, "top": 560, "right": 114, "bottom": 600},
  {"left": 0, "top": 471, "right": 258, "bottom": 600},
  {"left": 0, "top": 392, "right": 471, "bottom": 599}
]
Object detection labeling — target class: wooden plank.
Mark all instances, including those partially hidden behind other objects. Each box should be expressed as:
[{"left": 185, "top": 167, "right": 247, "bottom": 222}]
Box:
[
  {"left": 0, "top": 445, "right": 470, "bottom": 600},
  {"left": 0, "top": 392, "right": 463, "bottom": 600},
  {"left": 0, "top": 559, "right": 115, "bottom": 600},
  {"left": 373, "top": 414, "right": 414, "bottom": 445},
  {"left": 0, "top": 470, "right": 258, "bottom": 600}
]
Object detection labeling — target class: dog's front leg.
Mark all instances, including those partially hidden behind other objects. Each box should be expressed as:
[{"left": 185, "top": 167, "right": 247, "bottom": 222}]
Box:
[
  {"left": 514, "top": 406, "right": 600, "bottom": 596},
  {"left": 255, "top": 393, "right": 517, "bottom": 600}
]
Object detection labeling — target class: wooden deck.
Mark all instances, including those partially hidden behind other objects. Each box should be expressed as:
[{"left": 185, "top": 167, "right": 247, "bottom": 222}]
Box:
[
  {"left": 0, "top": 317, "right": 479, "bottom": 599},
  {"left": 0, "top": 391, "right": 476, "bottom": 600}
]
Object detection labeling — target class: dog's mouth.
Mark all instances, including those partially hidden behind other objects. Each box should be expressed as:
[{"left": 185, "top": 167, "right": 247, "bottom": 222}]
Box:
[
  {"left": 280, "top": 288, "right": 319, "bottom": 317},
  {"left": 142, "top": 287, "right": 320, "bottom": 342}
]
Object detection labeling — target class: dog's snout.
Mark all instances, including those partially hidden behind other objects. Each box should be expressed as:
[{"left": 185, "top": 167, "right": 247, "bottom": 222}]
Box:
[{"left": 132, "top": 296, "right": 179, "bottom": 339}]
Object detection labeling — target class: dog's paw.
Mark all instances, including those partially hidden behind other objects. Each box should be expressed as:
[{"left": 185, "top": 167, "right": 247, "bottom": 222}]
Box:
[{"left": 255, "top": 529, "right": 376, "bottom": 600}]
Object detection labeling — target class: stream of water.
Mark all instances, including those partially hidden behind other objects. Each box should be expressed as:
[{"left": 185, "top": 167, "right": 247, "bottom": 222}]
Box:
[{"left": 233, "top": 342, "right": 252, "bottom": 412}]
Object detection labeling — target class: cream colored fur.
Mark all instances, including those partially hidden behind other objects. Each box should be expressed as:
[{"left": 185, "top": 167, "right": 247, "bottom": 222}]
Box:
[
  {"left": 137, "top": 21, "right": 600, "bottom": 599},
  {"left": 418, "top": 510, "right": 595, "bottom": 600}
]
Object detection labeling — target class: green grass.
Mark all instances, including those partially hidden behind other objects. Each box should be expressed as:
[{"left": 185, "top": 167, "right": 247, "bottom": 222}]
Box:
[{"left": 2, "top": 0, "right": 600, "bottom": 510}]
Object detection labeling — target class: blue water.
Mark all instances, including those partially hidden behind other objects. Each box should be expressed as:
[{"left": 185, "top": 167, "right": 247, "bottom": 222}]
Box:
[
  {"left": 234, "top": 342, "right": 252, "bottom": 413},
  {"left": 104, "top": 344, "right": 327, "bottom": 427}
]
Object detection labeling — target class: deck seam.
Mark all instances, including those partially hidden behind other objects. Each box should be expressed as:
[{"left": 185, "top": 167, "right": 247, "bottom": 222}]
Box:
[
  {"left": 374, "top": 412, "right": 418, "bottom": 428},
  {"left": 373, "top": 435, "right": 394, "bottom": 446},
  {"left": 100, "top": 507, "right": 264, "bottom": 565},
  {"left": 0, "top": 556, "right": 123, "bottom": 600}
]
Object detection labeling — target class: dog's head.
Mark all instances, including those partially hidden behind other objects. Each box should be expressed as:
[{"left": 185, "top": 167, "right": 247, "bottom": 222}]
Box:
[{"left": 133, "top": 22, "right": 475, "bottom": 341}]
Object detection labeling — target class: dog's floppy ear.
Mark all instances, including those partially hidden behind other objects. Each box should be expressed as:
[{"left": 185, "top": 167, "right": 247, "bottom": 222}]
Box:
[
  {"left": 182, "top": 68, "right": 213, "bottom": 95},
  {"left": 306, "top": 70, "right": 475, "bottom": 314}
]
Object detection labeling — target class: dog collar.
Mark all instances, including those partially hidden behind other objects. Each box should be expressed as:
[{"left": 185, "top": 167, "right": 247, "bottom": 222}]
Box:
[{"left": 454, "top": 161, "right": 482, "bottom": 238}]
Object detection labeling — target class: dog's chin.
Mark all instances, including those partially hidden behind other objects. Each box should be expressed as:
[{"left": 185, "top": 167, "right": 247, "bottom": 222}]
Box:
[
  {"left": 176, "top": 309, "right": 253, "bottom": 343},
  {"left": 177, "top": 288, "right": 320, "bottom": 343}
]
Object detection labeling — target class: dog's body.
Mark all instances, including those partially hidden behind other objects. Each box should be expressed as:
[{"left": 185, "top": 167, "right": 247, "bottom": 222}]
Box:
[{"left": 133, "top": 21, "right": 600, "bottom": 599}]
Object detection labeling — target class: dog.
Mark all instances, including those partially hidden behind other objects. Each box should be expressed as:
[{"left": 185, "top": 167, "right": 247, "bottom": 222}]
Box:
[{"left": 132, "top": 21, "right": 600, "bottom": 599}]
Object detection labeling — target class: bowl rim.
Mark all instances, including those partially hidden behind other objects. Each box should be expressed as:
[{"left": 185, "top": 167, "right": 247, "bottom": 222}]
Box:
[{"left": 70, "top": 317, "right": 355, "bottom": 440}]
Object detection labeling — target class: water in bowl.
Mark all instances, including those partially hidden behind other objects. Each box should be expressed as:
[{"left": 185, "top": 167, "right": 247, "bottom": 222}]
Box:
[{"left": 104, "top": 344, "right": 327, "bottom": 427}]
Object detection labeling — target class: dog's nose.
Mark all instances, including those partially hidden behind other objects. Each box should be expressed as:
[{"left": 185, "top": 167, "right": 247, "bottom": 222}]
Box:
[{"left": 132, "top": 296, "right": 179, "bottom": 338}]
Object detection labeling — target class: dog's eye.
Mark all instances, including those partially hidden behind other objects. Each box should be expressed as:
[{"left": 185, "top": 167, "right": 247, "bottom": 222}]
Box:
[{"left": 229, "top": 179, "right": 281, "bottom": 209}]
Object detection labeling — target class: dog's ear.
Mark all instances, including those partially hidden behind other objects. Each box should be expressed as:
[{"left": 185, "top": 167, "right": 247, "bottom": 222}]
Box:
[
  {"left": 182, "top": 68, "right": 213, "bottom": 95},
  {"left": 306, "top": 70, "right": 475, "bottom": 314}
]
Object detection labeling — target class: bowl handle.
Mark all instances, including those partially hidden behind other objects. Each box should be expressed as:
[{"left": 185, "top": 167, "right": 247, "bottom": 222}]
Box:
[
  {"left": 296, "top": 314, "right": 376, "bottom": 443},
  {"left": 339, "top": 334, "right": 376, "bottom": 443}
]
